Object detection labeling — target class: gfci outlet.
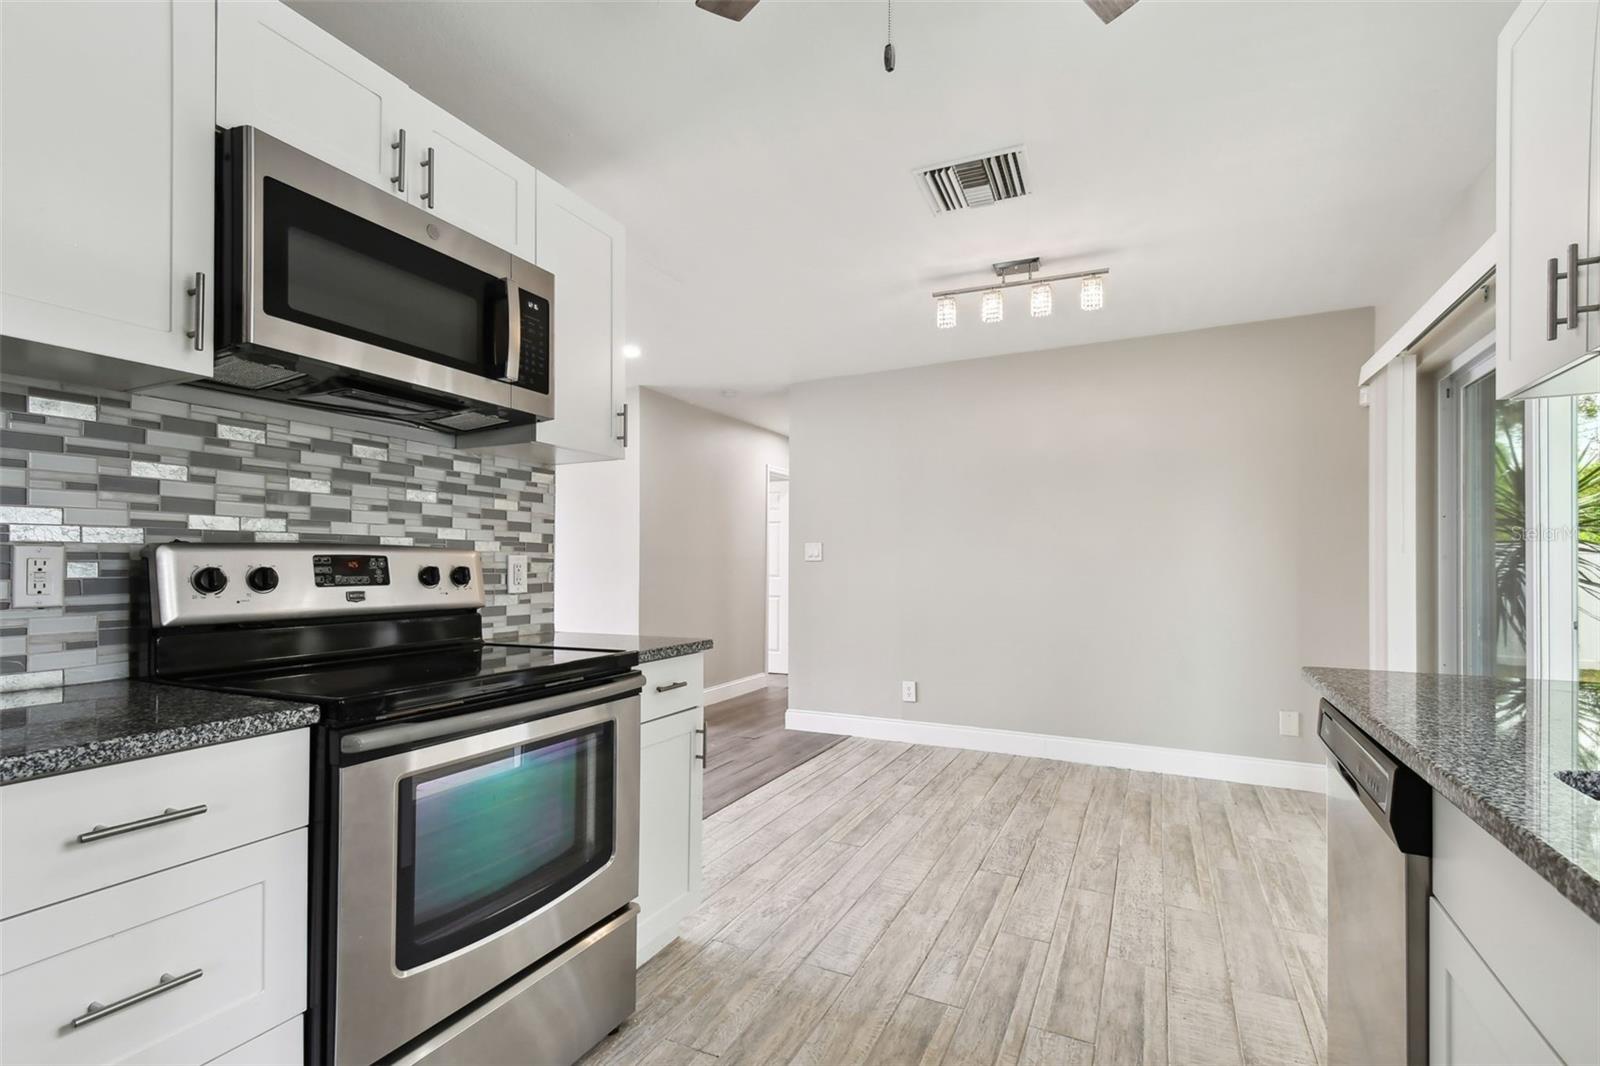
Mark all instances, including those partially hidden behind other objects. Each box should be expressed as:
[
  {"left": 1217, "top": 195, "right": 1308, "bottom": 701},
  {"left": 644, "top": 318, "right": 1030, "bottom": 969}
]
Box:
[
  {"left": 12, "top": 544, "right": 65, "bottom": 608},
  {"left": 901, "top": 680, "right": 918, "bottom": 703},
  {"left": 507, "top": 554, "right": 530, "bottom": 595},
  {"left": 1279, "top": 710, "right": 1301, "bottom": 737}
]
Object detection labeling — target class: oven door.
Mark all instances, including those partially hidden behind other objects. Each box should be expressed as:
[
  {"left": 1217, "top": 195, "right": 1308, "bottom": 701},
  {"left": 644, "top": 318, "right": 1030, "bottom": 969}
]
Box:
[
  {"left": 332, "top": 674, "right": 640, "bottom": 1066},
  {"left": 217, "top": 126, "right": 553, "bottom": 425}
]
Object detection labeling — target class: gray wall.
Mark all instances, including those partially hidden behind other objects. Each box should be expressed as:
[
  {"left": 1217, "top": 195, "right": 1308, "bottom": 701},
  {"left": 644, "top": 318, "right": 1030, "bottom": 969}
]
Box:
[
  {"left": 0, "top": 375, "right": 553, "bottom": 688},
  {"left": 1373, "top": 161, "right": 1494, "bottom": 347},
  {"left": 788, "top": 309, "right": 1370, "bottom": 764},
  {"left": 639, "top": 389, "right": 789, "bottom": 688}
]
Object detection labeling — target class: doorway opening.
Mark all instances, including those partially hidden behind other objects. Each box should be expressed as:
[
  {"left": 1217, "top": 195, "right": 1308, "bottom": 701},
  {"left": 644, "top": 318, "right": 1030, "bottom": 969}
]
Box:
[{"left": 766, "top": 466, "right": 789, "bottom": 675}]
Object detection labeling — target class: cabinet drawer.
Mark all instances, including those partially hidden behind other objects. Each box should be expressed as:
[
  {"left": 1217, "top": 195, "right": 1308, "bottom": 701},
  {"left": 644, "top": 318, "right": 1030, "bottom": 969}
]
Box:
[
  {"left": 1, "top": 730, "right": 309, "bottom": 919},
  {"left": 639, "top": 655, "right": 704, "bottom": 724},
  {"left": 0, "top": 830, "right": 308, "bottom": 1066}
]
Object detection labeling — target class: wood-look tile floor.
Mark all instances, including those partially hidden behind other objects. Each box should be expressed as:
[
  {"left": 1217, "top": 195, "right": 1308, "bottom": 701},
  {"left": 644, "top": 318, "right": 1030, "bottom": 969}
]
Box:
[
  {"left": 702, "top": 680, "right": 844, "bottom": 816},
  {"left": 584, "top": 737, "right": 1328, "bottom": 1066}
]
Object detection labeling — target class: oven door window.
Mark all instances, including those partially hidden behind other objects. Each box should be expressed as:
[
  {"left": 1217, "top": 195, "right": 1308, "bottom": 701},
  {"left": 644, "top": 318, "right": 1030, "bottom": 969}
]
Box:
[
  {"left": 395, "top": 723, "right": 614, "bottom": 970},
  {"left": 261, "top": 178, "right": 504, "bottom": 375}
]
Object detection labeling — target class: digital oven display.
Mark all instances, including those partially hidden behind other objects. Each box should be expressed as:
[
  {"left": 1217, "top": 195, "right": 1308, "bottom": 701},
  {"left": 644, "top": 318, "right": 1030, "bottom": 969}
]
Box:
[{"left": 313, "top": 554, "right": 390, "bottom": 587}]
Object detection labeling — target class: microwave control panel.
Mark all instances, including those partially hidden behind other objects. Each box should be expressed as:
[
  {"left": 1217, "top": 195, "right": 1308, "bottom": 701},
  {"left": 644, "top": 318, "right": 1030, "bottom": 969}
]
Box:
[{"left": 517, "top": 289, "right": 550, "bottom": 395}]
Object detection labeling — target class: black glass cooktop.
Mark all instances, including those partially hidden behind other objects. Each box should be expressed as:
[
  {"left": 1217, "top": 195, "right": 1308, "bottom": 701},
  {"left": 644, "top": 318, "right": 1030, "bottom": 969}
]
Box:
[{"left": 182, "top": 642, "right": 637, "bottom": 724}]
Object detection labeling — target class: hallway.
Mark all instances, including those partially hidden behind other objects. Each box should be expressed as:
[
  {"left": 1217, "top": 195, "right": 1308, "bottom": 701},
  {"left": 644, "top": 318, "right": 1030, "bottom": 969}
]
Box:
[{"left": 702, "top": 678, "right": 843, "bottom": 816}]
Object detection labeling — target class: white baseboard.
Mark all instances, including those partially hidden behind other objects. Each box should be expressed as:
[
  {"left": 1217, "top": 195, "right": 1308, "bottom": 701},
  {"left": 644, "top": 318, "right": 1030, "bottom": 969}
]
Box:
[
  {"left": 704, "top": 672, "right": 770, "bottom": 705},
  {"left": 786, "top": 708, "right": 1326, "bottom": 793}
]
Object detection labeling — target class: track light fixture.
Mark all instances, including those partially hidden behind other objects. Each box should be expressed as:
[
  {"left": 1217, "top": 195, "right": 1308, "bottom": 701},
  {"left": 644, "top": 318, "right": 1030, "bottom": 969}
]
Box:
[{"left": 931, "top": 258, "right": 1108, "bottom": 328}]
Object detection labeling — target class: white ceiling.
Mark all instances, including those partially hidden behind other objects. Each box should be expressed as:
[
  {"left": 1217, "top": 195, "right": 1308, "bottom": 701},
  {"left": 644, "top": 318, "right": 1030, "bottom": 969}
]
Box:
[{"left": 294, "top": 0, "right": 1514, "bottom": 436}]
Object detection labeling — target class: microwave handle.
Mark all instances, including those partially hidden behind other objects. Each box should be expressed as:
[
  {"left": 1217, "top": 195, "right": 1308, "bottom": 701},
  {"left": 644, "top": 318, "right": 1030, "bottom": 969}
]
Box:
[{"left": 498, "top": 279, "right": 521, "bottom": 383}]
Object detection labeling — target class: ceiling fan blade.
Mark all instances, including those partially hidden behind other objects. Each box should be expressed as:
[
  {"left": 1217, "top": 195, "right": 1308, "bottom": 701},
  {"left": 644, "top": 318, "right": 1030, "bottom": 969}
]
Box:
[
  {"left": 1083, "top": 0, "right": 1138, "bottom": 24},
  {"left": 696, "top": 0, "right": 761, "bottom": 21}
]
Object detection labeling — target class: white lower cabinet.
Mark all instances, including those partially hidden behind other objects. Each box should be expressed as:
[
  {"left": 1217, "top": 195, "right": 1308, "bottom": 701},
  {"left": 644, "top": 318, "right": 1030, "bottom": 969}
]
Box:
[
  {"left": 635, "top": 656, "right": 705, "bottom": 965},
  {"left": 1431, "top": 797, "right": 1600, "bottom": 1065},
  {"left": 0, "top": 830, "right": 308, "bottom": 1066},
  {"left": 208, "top": 1018, "right": 303, "bottom": 1066},
  {"left": 1429, "top": 898, "right": 1559, "bottom": 1066}
]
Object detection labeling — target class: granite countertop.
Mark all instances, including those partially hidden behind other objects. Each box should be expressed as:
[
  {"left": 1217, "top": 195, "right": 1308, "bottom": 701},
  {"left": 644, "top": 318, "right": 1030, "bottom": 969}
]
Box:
[
  {"left": 1304, "top": 667, "right": 1600, "bottom": 922},
  {"left": 508, "top": 631, "right": 714, "bottom": 664},
  {"left": 1, "top": 679, "right": 319, "bottom": 786}
]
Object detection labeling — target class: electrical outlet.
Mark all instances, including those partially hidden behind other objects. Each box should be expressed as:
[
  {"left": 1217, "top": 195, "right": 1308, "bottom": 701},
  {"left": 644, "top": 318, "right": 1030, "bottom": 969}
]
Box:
[
  {"left": 901, "top": 680, "right": 917, "bottom": 703},
  {"left": 12, "top": 545, "right": 65, "bottom": 608},
  {"left": 1279, "top": 710, "right": 1301, "bottom": 737},
  {"left": 804, "top": 542, "right": 824, "bottom": 562},
  {"left": 507, "top": 554, "right": 529, "bottom": 595}
]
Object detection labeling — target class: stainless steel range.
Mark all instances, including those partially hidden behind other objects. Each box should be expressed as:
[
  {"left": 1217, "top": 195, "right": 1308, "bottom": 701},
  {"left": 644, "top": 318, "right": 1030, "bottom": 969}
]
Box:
[{"left": 135, "top": 543, "right": 642, "bottom": 1066}]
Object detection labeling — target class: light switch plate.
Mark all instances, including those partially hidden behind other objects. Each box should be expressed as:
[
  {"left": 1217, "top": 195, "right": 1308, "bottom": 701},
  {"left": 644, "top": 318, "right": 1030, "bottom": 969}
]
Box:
[
  {"left": 507, "top": 554, "right": 529, "bottom": 595},
  {"left": 804, "top": 542, "right": 824, "bottom": 562},
  {"left": 1278, "top": 710, "right": 1301, "bottom": 737},
  {"left": 12, "top": 545, "right": 65, "bottom": 607}
]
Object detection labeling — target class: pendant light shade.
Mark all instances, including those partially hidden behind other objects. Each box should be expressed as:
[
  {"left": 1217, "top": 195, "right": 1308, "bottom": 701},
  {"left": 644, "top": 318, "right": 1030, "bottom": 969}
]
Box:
[{"left": 980, "top": 289, "right": 1004, "bottom": 324}]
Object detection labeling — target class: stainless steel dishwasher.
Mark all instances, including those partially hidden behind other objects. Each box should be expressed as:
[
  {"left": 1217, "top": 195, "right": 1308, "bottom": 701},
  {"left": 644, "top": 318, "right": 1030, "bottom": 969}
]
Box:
[{"left": 1319, "top": 700, "right": 1432, "bottom": 1066}]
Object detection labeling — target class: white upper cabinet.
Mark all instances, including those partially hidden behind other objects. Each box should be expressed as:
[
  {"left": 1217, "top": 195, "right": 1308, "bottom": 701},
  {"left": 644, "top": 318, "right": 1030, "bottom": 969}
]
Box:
[
  {"left": 1497, "top": 0, "right": 1600, "bottom": 398},
  {"left": 217, "top": 0, "right": 411, "bottom": 197},
  {"left": 404, "top": 97, "right": 538, "bottom": 262},
  {"left": 534, "top": 174, "right": 627, "bottom": 461},
  {"left": 0, "top": 0, "right": 215, "bottom": 386}
]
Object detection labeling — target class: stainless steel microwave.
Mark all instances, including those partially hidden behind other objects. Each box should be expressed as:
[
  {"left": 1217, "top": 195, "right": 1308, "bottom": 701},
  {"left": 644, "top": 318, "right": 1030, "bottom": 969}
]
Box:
[{"left": 205, "top": 126, "right": 553, "bottom": 438}]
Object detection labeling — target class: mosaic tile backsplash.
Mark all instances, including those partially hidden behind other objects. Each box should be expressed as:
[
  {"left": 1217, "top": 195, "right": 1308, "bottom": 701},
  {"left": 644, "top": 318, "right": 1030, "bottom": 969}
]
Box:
[{"left": 0, "top": 376, "right": 555, "bottom": 688}]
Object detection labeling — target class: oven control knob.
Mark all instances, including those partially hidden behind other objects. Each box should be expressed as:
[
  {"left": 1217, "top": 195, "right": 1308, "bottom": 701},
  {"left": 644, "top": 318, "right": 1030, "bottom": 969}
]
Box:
[
  {"left": 418, "top": 566, "right": 441, "bottom": 588},
  {"left": 246, "top": 566, "right": 279, "bottom": 593},
  {"left": 191, "top": 566, "right": 228, "bottom": 595},
  {"left": 450, "top": 566, "right": 473, "bottom": 588}
]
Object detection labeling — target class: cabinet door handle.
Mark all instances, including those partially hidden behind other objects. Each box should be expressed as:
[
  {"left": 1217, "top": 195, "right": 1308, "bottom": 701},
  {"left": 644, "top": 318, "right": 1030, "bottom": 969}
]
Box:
[
  {"left": 1548, "top": 243, "right": 1600, "bottom": 340},
  {"left": 694, "top": 726, "right": 706, "bottom": 763},
  {"left": 421, "top": 146, "right": 436, "bottom": 208},
  {"left": 77, "top": 803, "right": 207, "bottom": 844},
  {"left": 185, "top": 272, "right": 206, "bottom": 351},
  {"left": 391, "top": 129, "right": 407, "bottom": 193},
  {"left": 71, "top": 969, "right": 203, "bottom": 1028},
  {"left": 616, "top": 403, "right": 629, "bottom": 447},
  {"left": 655, "top": 680, "right": 688, "bottom": 693}
]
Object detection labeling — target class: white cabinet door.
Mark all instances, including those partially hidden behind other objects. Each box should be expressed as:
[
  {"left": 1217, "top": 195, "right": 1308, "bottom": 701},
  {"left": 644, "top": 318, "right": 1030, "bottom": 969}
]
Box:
[
  {"left": 0, "top": 0, "right": 214, "bottom": 384},
  {"left": 217, "top": 0, "right": 410, "bottom": 197},
  {"left": 1497, "top": 0, "right": 1600, "bottom": 397},
  {"left": 534, "top": 174, "right": 627, "bottom": 462},
  {"left": 636, "top": 705, "right": 703, "bottom": 965},
  {"left": 0, "top": 831, "right": 307, "bottom": 1066},
  {"left": 405, "top": 98, "right": 537, "bottom": 261},
  {"left": 1429, "top": 898, "right": 1560, "bottom": 1066}
]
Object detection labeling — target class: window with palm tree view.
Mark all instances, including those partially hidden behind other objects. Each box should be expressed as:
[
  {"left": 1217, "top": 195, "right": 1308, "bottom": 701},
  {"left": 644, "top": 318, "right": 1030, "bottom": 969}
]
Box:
[{"left": 1460, "top": 369, "right": 1525, "bottom": 679}]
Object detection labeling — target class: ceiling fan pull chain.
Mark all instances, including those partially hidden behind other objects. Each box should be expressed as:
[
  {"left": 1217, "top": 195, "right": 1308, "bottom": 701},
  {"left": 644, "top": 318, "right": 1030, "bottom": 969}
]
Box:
[{"left": 884, "top": 0, "right": 896, "bottom": 72}]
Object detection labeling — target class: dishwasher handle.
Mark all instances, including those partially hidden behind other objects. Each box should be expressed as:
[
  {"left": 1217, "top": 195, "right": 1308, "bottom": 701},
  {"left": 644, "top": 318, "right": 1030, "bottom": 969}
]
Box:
[{"left": 1318, "top": 700, "right": 1432, "bottom": 856}]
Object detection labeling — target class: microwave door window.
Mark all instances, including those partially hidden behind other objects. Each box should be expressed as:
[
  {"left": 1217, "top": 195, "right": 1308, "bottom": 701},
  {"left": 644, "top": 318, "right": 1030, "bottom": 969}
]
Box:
[
  {"left": 395, "top": 725, "right": 615, "bottom": 969},
  {"left": 284, "top": 226, "right": 480, "bottom": 368},
  {"left": 262, "top": 178, "right": 497, "bottom": 375}
]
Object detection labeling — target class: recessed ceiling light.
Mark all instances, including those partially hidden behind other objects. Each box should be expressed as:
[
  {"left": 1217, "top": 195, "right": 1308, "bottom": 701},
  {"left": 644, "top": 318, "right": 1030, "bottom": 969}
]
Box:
[{"left": 622, "top": 343, "right": 643, "bottom": 359}]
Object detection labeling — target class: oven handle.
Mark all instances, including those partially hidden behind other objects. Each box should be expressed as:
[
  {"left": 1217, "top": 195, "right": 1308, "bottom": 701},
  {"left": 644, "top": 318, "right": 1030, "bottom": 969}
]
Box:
[{"left": 340, "top": 673, "right": 644, "bottom": 756}]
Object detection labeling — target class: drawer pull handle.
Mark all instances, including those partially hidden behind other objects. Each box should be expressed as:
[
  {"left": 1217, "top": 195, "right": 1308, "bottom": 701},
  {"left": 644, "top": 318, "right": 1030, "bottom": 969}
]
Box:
[
  {"left": 78, "top": 804, "right": 207, "bottom": 844},
  {"left": 655, "top": 680, "right": 688, "bottom": 693},
  {"left": 72, "top": 968, "right": 203, "bottom": 1028}
]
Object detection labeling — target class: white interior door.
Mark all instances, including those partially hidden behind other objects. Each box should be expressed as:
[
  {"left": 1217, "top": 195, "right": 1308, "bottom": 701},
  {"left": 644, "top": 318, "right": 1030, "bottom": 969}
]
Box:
[{"left": 766, "top": 472, "right": 790, "bottom": 674}]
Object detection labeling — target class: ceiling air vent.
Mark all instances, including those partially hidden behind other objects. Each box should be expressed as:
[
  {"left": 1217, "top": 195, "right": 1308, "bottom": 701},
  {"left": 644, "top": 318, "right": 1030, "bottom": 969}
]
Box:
[{"left": 917, "top": 147, "right": 1030, "bottom": 214}]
